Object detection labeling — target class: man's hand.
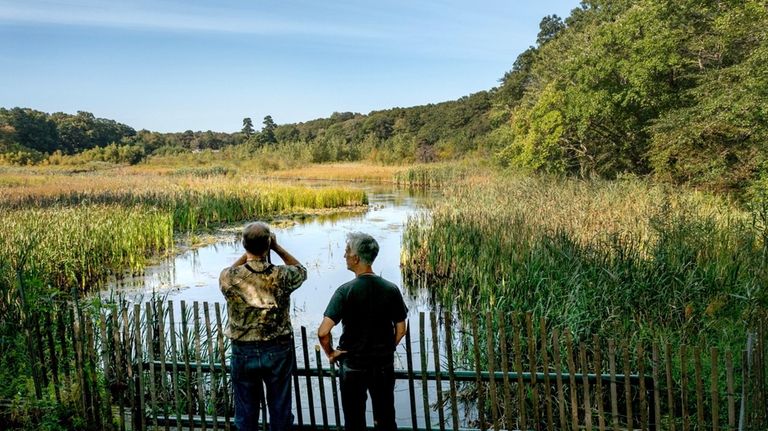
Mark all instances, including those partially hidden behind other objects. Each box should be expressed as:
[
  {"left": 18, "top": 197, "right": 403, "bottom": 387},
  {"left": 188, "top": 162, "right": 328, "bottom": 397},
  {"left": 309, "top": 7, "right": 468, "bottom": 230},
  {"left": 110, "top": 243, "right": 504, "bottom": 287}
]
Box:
[
  {"left": 269, "top": 232, "right": 277, "bottom": 250},
  {"left": 327, "top": 349, "right": 347, "bottom": 364}
]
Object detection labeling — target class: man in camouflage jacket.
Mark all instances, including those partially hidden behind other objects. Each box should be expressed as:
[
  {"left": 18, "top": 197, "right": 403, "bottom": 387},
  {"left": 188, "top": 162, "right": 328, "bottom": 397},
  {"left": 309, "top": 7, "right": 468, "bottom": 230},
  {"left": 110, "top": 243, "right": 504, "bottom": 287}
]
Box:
[{"left": 220, "top": 222, "right": 307, "bottom": 431}]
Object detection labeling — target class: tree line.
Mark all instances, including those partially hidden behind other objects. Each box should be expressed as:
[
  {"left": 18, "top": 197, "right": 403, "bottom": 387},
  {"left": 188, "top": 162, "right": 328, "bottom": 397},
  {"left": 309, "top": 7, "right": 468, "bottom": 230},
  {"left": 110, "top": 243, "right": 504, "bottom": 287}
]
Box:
[
  {"left": 2, "top": 0, "right": 766, "bottom": 196},
  {"left": 0, "top": 108, "right": 245, "bottom": 164}
]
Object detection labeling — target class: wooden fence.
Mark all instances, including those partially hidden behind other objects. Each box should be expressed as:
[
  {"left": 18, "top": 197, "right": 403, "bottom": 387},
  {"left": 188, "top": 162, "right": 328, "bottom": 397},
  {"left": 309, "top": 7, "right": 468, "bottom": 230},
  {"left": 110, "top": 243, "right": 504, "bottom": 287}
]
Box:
[{"left": 6, "top": 299, "right": 767, "bottom": 430}]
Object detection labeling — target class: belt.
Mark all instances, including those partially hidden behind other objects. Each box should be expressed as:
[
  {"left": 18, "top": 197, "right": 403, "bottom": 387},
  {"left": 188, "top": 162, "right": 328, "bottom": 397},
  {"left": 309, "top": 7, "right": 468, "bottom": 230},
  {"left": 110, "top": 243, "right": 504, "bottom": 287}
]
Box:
[{"left": 232, "top": 334, "right": 293, "bottom": 346}]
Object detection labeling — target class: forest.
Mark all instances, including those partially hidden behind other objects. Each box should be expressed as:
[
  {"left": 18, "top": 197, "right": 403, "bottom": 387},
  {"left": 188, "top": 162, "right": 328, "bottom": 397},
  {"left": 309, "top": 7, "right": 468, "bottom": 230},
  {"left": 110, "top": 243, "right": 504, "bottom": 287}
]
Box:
[{"left": 2, "top": 0, "right": 767, "bottom": 199}]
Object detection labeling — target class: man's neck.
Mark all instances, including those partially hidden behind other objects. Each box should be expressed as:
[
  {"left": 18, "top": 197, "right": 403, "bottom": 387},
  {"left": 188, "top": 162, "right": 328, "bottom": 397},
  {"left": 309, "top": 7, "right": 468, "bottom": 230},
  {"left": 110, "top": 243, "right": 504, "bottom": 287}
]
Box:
[
  {"left": 246, "top": 252, "right": 269, "bottom": 262},
  {"left": 354, "top": 265, "right": 375, "bottom": 277}
]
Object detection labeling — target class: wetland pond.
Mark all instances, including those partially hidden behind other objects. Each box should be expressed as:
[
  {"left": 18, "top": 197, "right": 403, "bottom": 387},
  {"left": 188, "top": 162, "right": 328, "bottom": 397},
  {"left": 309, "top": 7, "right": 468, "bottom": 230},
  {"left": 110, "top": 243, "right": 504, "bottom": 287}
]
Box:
[{"left": 100, "top": 183, "right": 465, "bottom": 426}]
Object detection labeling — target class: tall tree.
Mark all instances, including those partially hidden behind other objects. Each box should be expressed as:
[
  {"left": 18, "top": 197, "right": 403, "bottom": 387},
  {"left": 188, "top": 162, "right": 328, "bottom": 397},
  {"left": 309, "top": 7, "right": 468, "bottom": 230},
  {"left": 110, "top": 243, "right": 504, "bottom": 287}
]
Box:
[
  {"left": 242, "top": 117, "right": 254, "bottom": 138},
  {"left": 536, "top": 14, "right": 565, "bottom": 45},
  {"left": 260, "top": 115, "right": 277, "bottom": 144}
]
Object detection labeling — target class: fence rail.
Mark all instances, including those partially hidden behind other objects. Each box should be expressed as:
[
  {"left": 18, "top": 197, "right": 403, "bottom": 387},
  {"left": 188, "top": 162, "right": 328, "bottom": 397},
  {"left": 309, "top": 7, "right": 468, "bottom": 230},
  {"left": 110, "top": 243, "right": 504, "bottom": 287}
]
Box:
[{"left": 4, "top": 299, "right": 767, "bottom": 431}]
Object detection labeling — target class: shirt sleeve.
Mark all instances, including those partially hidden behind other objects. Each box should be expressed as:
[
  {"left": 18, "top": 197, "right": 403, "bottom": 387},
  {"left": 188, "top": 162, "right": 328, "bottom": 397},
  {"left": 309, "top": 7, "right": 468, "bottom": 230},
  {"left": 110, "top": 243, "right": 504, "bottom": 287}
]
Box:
[
  {"left": 390, "top": 288, "right": 408, "bottom": 323},
  {"left": 219, "top": 267, "right": 233, "bottom": 295},
  {"left": 277, "top": 263, "right": 307, "bottom": 293},
  {"left": 323, "top": 286, "right": 346, "bottom": 324}
]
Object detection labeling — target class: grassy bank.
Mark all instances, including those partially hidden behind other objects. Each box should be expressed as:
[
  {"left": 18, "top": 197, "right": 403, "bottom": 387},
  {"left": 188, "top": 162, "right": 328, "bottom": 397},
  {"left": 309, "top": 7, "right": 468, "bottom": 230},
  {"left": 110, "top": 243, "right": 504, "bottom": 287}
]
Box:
[{"left": 402, "top": 174, "right": 767, "bottom": 350}]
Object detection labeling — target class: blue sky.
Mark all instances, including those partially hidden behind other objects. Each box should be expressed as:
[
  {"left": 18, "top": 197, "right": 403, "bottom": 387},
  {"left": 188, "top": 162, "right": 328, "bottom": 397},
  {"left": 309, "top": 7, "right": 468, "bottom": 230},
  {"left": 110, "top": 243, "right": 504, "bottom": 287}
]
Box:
[{"left": 0, "top": 0, "right": 580, "bottom": 132}]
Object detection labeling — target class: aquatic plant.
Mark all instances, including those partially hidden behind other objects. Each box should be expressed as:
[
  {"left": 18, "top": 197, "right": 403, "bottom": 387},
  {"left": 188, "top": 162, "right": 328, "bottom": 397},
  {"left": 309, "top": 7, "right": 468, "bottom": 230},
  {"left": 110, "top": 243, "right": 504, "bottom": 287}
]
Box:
[{"left": 402, "top": 174, "right": 767, "bottom": 348}]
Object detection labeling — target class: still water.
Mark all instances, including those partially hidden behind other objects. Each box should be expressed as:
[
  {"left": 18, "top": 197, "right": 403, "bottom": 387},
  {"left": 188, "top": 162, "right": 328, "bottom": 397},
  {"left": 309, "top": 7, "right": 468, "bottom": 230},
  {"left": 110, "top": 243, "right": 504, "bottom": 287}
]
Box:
[
  {"left": 102, "top": 185, "right": 461, "bottom": 427},
  {"left": 105, "top": 185, "right": 433, "bottom": 333}
]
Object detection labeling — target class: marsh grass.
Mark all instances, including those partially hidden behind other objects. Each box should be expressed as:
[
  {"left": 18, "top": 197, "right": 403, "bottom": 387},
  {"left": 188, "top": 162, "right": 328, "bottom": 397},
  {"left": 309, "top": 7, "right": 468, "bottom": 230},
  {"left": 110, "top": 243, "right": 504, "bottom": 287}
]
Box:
[
  {"left": 402, "top": 174, "right": 767, "bottom": 349},
  {"left": 393, "top": 160, "right": 490, "bottom": 187},
  {"left": 264, "top": 162, "right": 403, "bottom": 182},
  {"left": 0, "top": 170, "right": 367, "bottom": 296}
]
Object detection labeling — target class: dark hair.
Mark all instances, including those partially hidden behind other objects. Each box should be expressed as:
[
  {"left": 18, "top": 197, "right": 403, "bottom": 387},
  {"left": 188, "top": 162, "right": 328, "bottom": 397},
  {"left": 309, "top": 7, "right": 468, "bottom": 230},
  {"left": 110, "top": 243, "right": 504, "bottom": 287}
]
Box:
[{"left": 242, "top": 222, "right": 270, "bottom": 255}]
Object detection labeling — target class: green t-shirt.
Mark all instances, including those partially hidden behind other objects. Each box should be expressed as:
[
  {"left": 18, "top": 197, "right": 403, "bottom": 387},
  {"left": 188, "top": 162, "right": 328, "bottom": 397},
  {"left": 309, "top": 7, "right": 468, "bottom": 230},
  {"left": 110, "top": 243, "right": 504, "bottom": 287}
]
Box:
[{"left": 324, "top": 274, "right": 408, "bottom": 368}]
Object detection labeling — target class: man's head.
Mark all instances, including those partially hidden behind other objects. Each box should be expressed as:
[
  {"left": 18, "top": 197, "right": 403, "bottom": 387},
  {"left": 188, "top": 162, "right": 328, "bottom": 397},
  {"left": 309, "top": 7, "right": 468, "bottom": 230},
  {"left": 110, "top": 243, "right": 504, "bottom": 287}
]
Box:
[
  {"left": 242, "top": 222, "right": 271, "bottom": 256},
  {"left": 344, "top": 232, "right": 379, "bottom": 270}
]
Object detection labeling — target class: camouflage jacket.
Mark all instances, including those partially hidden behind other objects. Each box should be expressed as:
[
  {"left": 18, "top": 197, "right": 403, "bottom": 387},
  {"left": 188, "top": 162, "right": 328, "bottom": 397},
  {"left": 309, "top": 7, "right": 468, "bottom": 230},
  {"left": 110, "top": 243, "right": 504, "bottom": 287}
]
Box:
[{"left": 219, "top": 259, "right": 307, "bottom": 342}]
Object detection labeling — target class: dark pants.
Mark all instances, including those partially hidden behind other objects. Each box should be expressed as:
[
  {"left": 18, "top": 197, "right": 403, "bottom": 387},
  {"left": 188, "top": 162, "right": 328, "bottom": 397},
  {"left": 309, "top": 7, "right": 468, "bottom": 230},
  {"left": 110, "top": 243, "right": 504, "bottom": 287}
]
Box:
[
  {"left": 338, "top": 361, "right": 397, "bottom": 431},
  {"left": 231, "top": 338, "right": 295, "bottom": 431}
]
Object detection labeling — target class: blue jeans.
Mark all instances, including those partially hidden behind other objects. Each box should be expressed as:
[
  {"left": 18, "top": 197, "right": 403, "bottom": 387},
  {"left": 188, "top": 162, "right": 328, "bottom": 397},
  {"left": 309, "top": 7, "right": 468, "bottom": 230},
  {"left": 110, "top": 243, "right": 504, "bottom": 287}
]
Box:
[
  {"left": 231, "top": 338, "right": 295, "bottom": 431},
  {"left": 338, "top": 361, "right": 397, "bottom": 431}
]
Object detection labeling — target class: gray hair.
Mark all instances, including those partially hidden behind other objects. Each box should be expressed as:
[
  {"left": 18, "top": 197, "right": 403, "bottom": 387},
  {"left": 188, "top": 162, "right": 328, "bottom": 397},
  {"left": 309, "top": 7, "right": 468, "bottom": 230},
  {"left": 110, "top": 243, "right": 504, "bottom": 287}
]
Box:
[
  {"left": 346, "top": 232, "right": 379, "bottom": 265},
  {"left": 242, "top": 222, "right": 271, "bottom": 255}
]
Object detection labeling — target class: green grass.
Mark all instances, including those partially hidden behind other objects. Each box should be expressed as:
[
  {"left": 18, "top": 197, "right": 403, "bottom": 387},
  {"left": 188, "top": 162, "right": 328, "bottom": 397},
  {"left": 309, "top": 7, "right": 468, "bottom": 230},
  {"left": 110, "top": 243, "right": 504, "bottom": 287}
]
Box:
[
  {"left": 402, "top": 174, "right": 767, "bottom": 349},
  {"left": 0, "top": 174, "right": 367, "bottom": 296}
]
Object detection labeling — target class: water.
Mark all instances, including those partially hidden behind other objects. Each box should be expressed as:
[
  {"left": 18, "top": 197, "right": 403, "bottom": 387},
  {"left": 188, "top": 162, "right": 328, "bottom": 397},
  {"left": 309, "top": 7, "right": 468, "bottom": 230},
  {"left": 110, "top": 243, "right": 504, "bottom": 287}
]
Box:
[
  {"left": 102, "top": 184, "right": 463, "bottom": 427},
  {"left": 105, "top": 185, "right": 433, "bottom": 329}
]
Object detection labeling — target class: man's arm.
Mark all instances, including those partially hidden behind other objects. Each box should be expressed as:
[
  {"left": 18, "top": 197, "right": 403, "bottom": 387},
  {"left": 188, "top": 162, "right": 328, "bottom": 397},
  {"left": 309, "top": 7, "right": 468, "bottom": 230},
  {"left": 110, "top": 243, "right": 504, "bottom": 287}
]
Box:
[
  {"left": 318, "top": 316, "right": 346, "bottom": 363},
  {"left": 231, "top": 253, "right": 247, "bottom": 267},
  {"left": 394, "top": 320, "right": 406, "bottom": 347},
  {"left": 270, "top": 233, "right": 300, "bottom": 266}
]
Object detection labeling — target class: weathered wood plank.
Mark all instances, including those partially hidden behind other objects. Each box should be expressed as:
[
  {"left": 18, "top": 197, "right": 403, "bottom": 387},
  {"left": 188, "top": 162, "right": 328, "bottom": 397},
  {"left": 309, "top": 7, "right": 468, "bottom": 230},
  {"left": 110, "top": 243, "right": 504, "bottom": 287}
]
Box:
[
  {"left": 542, "top": 319, "right": 554, "bottom": 431},
  {"left": 485, "top": 312, "right": 499, "bottom": 431},
  {"left": 622, "top": 342, "right": 633, "bottom": 431},
  {"left": 444, "top": 312, "right": 460, "bottom": 431},
  {"left": 420, "top": 312, "right": 433, "bottom": 431},
  {"left": 580, "top": 343, "right": 592, "bottom": 431},
  {"left": 593, "top": 335, "right": 605, "bottom": 431},
  {"left": 526, "top": 313, "right": 540, "bottom": 430},
  {"left": 314, "top": 345, "right": 329, "bottom": 430},
  {"left": 553, "top": 329, "right": 567, "bottom": 431},
  {"left": 608, "top": 340, "right": 619, "bottom": 431},
  {"left": 168, "top": 301, "right": 184, "bottom": 431},
  {"left": 565, "top": 330, "right": 578, "bottom": 431},
  {"left": 665, "top": 343, "right": 676, "bottom": 431},
  {"left": 214, "top": 303, "right": 231, "bottom": 431},
  {"left": 300, "top": 326, "right": 317, "bottom": 429},
  {"left": 158, "top": 301, "right": 171, "bottom": 431},
  {"left": 432, "top": 312, "right": 446, "bottom": 431},
  {"left": 711, "top": 348, "right": 719, "bottom": 431},
  {"left": 193, "top": 302, "right": 207, "bottom": 431},
  {"left": 181, "top": 301, "right": 194, "bottom": 428},
  {"left": 146, "top": 303, "right": 159, "bottom": 430},
  {"left": 134, "top": 303, "right": 146, "bottom": 431},
  {"left": 638, "top": 344, "right": 647, "bottom": 431},
  {"left": 203, "top": 303, "right": 219, "bottom": 431},
  {"left": 498, "top": 312, "right": 513, "bottom": 431},
  {"left": 471, "top": 313, "right": 486, "bottom": 431},
  {"left": 513, "top": 314, "right": 528, "bottom": 431}
]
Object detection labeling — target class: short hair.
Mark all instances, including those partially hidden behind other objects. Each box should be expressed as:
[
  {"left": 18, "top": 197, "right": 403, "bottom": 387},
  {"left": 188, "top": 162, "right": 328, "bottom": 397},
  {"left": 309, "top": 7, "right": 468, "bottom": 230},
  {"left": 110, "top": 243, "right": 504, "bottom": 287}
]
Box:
[
  {"left": 346, "top": 232, "right": 379, "bottom": 265},
  {"left": 242, "top": 222, "right": 271, "bottom": 255}
]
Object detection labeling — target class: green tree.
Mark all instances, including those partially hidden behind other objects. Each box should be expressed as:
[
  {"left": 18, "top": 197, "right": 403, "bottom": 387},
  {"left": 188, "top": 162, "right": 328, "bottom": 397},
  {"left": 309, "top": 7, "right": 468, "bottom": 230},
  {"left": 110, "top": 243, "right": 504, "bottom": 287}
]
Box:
[
  {"left": 259, "top": 115, "right": 277, "bottom": 144},
  {"left": 242, "top": 117, "right": 254, "bottom": 138},
  {"left": 536, "top": 14, "right": 565, "bottom": 45}
]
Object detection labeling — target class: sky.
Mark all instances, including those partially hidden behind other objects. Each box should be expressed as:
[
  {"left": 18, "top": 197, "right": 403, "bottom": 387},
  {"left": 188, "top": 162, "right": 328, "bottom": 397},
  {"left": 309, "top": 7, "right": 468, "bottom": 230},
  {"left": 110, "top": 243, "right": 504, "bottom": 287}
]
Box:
[{"left": 0, "top": 0, "right": 581, "bottom": 133}]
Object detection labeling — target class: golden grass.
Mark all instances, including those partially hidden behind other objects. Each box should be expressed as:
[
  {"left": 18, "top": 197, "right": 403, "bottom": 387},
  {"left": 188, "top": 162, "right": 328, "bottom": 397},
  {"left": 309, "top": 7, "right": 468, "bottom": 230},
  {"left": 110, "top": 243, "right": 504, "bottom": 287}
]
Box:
[{"left": 263, "top": 162, "right": 404, "bottom": 182}]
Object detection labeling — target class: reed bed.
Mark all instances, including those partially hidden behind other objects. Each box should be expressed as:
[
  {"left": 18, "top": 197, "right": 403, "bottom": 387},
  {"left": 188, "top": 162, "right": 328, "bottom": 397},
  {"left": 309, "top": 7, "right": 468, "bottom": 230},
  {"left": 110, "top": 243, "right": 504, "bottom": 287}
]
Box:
[
  {"left": 264, "top": 162, "right": 402, "bottom": 182},
  {"left": 393, "top": 161, "right": 490, "bottom": 187},
  {"left": 0, "top": 205, "right": 174, "bottom": 292},
  {"left": 0, "top": 170, "right": 367, "bottom": 296},
  {"left": 402, "top": 174, "right": 767, "bottom": 349}
]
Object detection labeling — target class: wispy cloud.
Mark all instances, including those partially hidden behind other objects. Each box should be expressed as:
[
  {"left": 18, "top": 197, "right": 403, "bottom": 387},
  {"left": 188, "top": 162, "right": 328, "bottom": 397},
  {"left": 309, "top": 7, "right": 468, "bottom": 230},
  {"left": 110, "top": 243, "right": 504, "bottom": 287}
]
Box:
[{"left": 0, "top": 0, "right": 386, "bottom": 39}]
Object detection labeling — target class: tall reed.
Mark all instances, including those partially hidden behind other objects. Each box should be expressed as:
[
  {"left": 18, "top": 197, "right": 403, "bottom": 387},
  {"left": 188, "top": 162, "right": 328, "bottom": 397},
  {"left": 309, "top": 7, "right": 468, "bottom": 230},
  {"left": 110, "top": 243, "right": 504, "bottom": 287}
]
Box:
[{"left": 402, "top": 175, "right": 767, "bottom": 348}]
